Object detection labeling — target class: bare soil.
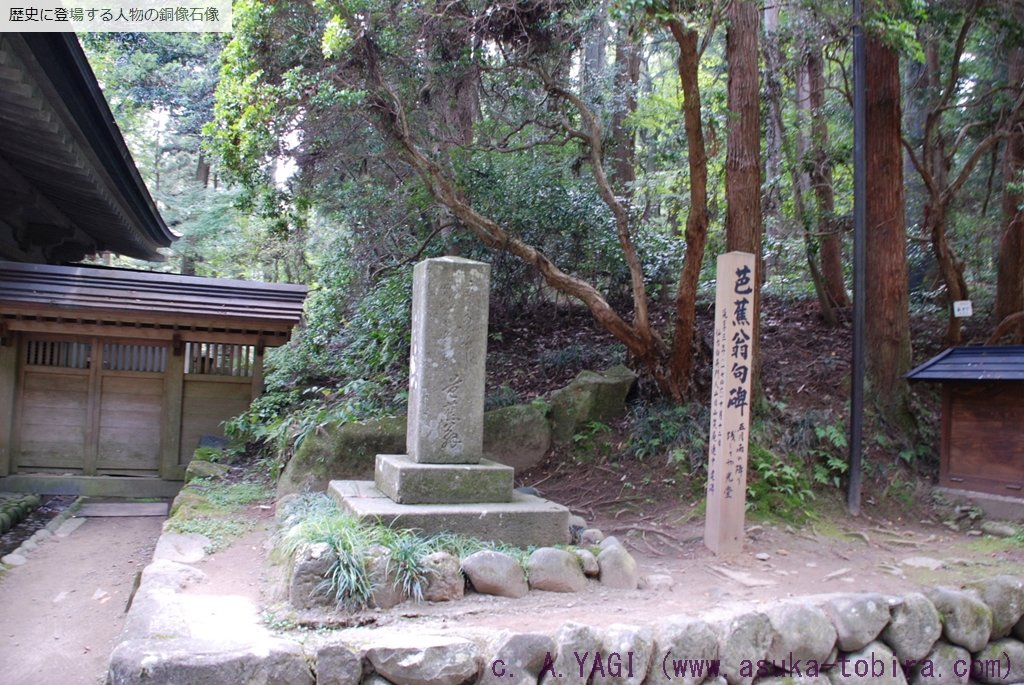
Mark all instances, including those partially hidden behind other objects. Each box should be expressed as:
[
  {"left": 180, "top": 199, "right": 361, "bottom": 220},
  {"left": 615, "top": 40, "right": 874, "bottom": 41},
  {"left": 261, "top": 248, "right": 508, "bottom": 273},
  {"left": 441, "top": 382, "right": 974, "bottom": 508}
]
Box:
[{"left": 0, "top": 516, "right": 162, "bottom": 685}]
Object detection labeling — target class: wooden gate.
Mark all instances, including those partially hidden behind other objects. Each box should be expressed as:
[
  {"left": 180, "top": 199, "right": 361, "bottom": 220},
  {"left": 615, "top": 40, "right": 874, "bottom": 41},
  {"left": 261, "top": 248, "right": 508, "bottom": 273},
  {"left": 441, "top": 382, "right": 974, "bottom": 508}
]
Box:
[{"left": 13, "top": 336, "right": 166, "bottom": 476}]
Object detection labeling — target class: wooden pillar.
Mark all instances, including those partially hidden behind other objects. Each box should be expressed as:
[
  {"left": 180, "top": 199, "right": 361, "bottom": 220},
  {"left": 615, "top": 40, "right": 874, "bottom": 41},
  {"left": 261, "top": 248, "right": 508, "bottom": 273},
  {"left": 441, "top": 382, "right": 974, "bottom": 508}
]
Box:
[
  {"left": 161, "top": 342, "right": 185, "bottom": 480},
  {"left": 250, "top": 344, "right": 265, "bottom": 401},
  {"left": 0, "top": 332, "right": 18, "bottom": 476},
  {"left": 82, "top": 336, "right": 102, "bottom": 476},
  {"left": 705, "top": 252, "right": 756, "bottom": 555}
]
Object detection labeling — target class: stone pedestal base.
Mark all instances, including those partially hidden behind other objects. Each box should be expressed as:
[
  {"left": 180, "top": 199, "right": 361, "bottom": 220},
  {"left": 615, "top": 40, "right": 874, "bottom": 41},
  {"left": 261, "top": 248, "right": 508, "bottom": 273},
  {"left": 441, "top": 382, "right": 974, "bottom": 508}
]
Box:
[
  {"left": 328, "top": 480, "right": 571, "bottom": 548},
  {"left": 375, "top": 454, "right": 513, "bottom": 505}
]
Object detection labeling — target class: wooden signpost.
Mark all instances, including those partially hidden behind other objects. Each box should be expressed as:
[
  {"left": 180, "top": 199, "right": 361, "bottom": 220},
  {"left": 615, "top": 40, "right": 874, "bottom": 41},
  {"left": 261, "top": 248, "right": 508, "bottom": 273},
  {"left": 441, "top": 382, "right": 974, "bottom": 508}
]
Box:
[{"left": 704, "top": 251, "right": 756, "bottom": 555}]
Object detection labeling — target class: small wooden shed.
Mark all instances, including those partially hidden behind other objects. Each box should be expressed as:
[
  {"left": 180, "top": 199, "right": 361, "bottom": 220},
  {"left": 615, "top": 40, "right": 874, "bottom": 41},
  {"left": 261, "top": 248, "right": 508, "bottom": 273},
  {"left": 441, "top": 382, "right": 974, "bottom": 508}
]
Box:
[
  {"left": 0, "top": 262, "right": 305, "bottom": 493},
  {"left": 907, "top": 346, "right": 1024, "bottom": 498}
]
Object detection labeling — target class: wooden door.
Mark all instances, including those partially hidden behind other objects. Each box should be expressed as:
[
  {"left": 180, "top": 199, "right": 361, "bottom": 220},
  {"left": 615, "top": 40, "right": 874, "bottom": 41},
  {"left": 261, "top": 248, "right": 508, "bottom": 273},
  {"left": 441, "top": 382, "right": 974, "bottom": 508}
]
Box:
[
  {"left": 13, "top": 336, "right": 166, "bottom": 476},
  {"left": 13, "top": 338, "right": 91, "bottom": 472}
]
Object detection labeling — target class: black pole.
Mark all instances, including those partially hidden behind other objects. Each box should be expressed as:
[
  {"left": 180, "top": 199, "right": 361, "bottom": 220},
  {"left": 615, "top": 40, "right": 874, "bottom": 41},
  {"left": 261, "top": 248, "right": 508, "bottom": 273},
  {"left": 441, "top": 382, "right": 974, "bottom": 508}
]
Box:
[{"left": 849, "top": 0, "right": 866, "bottom": 516}]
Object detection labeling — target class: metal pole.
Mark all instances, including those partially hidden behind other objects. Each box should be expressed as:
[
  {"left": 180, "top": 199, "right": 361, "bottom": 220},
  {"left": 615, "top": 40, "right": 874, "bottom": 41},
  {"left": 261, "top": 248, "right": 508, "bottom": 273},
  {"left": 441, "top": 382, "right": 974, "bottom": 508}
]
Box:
[{"left": 848, "top": 0, "right": 866, "bottom": 516}]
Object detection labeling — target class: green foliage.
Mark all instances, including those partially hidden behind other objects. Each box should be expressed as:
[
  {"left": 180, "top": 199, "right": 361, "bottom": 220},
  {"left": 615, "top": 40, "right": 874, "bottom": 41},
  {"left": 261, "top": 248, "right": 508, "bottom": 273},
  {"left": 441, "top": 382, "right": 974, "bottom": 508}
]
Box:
[
  {"left": 277, "top": 495, "right": 530, "bottom": 609},
  {"left": 570, "top": 421, "right": 614, "bottom": 462},
  {"left": 746, "top": 443, "right": 815, "bottom": 523},
  {"left": 187, "top": 478, "right": 273, "bottom": 509},
  {"left": 485, "top": 384, "right": 521, "bottom": 411},
  {"left": 626, "top": 401, "right": 709, "bottom": 470},
  {"left": 811, "top": 421, "right": 850, "bottom": 488}
]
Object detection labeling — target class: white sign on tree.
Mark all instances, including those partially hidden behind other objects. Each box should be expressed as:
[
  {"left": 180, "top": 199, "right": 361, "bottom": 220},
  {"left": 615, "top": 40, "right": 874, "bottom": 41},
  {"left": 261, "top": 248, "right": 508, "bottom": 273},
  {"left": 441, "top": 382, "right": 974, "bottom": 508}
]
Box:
[{"left": 704, "top": 251, "right": 756, "bottom": 555}]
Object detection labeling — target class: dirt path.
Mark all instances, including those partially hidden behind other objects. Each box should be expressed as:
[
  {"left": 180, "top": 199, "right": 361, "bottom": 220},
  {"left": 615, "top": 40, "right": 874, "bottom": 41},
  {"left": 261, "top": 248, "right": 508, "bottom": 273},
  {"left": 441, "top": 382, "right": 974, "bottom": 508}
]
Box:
[{"left": 0, "top": 515, "right": 163, "bottom": 685}]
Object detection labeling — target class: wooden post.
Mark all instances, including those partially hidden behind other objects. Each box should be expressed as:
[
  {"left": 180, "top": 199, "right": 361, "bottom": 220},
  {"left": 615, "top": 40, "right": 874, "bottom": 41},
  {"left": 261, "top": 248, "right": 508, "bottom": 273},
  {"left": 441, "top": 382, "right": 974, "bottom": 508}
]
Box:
[
  {"left": 0, "top": 333, "right": 18, "bottom": 476},
  {"left": 161, "top": 344, "right": 185, "bottom": 479},
  {"left": 705, "top": 251, "right": 756, "bottom": 555}
]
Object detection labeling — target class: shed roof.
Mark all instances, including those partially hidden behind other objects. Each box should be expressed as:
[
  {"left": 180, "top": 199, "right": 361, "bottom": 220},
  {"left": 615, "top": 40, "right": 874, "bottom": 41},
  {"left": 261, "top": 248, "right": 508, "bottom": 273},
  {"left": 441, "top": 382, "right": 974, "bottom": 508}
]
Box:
[
  {"left": 906, "top": 346, "right": 1024, "bottom": 382},
  {"left": 1, "top": 33, "right": 175, "bottom": 263},
  {"left": 0, "top": 261, "right": 306, "bottom": 341}
]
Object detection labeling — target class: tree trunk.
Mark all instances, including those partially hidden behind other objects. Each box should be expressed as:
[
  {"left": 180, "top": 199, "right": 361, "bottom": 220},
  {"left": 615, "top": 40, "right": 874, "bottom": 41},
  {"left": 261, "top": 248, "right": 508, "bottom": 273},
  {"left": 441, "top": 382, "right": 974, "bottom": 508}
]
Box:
[
  {"left": 581, "top": 0, "right": 609, "bottom": 100},
  {"left": 761, "top": 0, "right": 784, "bottom": 240},
  {"left": 725, "top": 0, "right": 763, "bottom": 391},
  {"left": 610, "top": 22, "right": 641, "bottom": 193},
  {"left": 865, "top": 36, "right": 913, "bottom": 411},
  {"left": 666, "top": 20, "right": 710, "bottom": 400},
  {"left": 807, "top": 45, "right": 850, "bottom": 310},
  {"left": 995, "top": 1, "right": 1019, "bottom": 339},
  {"left": 995, "top": 12, "right": 1024, "bottom": 343},
  {"left": 795, "top": 41, "right": 837, "bottom": 326}
]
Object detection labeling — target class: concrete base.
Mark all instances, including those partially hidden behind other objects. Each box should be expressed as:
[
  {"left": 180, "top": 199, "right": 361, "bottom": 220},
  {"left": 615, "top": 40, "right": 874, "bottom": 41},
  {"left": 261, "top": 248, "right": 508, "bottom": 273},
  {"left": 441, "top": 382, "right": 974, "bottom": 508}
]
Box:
[
  {"left": 375, "top": 454, "right": 513, "bottom": 504},
  {"left": 935, "top": 487, "right": 1024, "bottom": 522},
  {"left": 328, "top": 480, "right": 571, "bottom": 548},
  {"left": 0, "top": 474, "right": 182, "bottom": 498}
]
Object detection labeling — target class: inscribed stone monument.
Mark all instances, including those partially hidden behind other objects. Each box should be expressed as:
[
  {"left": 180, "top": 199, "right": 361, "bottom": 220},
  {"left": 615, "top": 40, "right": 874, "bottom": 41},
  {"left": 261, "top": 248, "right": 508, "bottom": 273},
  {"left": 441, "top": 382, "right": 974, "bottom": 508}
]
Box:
[{"left": 329, "top": 257, "right": 570, "bottom": 547}]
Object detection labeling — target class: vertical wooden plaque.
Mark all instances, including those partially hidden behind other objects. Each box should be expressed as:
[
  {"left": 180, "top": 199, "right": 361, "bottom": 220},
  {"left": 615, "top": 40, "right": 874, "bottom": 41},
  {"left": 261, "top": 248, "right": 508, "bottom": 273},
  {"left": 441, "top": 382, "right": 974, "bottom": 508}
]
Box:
[{"left": 704, "top": 251, "right": 756, "bottom": 555}]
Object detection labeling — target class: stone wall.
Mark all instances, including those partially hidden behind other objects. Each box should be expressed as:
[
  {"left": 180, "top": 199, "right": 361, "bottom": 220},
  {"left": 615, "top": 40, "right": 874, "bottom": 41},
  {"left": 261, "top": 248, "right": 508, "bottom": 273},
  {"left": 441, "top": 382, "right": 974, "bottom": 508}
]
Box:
[{"left": 110, "top": 551, "right": 1024, "bottom": 685}]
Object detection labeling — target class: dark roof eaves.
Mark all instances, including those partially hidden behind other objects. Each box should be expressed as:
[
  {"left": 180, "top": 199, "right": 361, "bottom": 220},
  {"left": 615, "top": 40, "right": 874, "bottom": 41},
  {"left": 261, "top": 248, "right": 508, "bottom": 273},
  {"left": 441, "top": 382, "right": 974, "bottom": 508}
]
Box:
[{"left": 19, "top": 33, "right": 176, "bottom": 258}]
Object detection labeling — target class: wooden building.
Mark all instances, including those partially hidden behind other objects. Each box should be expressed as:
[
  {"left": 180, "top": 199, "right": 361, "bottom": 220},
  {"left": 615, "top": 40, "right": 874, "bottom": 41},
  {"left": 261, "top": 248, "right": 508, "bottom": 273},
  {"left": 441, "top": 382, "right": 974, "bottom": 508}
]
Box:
[
  {"left": 1, "top": 33, "right": 176, "bottom": 263},
  {"left": 0, "top": 262, "right": 306, "bottom": 493},
  {"left": 0, "top": 34, "right": 307, "bottom": 494},
  {"left": 907, "top": 346, "right": 1024, "bottom": 498}
]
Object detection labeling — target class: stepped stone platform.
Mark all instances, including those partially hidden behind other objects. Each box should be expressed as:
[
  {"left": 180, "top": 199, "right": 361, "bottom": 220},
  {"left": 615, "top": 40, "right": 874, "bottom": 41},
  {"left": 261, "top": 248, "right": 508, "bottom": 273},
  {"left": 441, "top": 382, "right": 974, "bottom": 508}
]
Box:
[
  {"left": 328, "top": 480, "right": 571, "bottom": 548},
  {"left": 374, "top": 454, "right": 513, "bottom": 505}
]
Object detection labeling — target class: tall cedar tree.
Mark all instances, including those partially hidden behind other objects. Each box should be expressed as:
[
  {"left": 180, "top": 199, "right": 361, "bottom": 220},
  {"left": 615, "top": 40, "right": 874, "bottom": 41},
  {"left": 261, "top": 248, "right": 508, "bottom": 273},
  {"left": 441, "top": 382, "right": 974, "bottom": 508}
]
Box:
[
  {"left": 994, "top": 5, "right": 1024, "bottom": 342},
  {"left": 725, "top": 0, "right": 763, "bottom": 393},
  {"left": 865, "top": 35, "right": 913, "bottom": 412}
]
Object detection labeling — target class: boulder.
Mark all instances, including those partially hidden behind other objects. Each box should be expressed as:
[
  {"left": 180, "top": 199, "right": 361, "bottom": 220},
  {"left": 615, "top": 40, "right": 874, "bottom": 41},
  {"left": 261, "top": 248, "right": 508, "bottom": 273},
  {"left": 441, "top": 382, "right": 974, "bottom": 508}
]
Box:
[
  {"left": 479, "top": 631, "right": 557, "bottom": 685},
  {"left": 716, "top": 612, "right": 772, "bottom": 685},
  {"left": 925, "top": 587, "right": 992, "bottom": 652},
  {"left": 880, "top": 593, "right": 941, "bottom": 661},
  {"left": 909, "top": 642, "right": 968, "bottom": 685},
  {"left": 541, "top": 622, "right": 604, "bottom": 685},
  {"left": 575, "top": 549, "right": 600, "bottom": 577},
  {"left": 819, "top": 594, "right": 891, "bottom": 652},
  {"left": 598, "top": 545, "right": 639, "bottom": 590},
  {"left": 648, "top": 617, "right": 718, "bottom": 685},
  {"left": 483, "top": 404, "right": 552, "bottom": 471},
  {"left": 289, "top": 542, "right": 337, "bottom": 610},
  {"left": 965, "top": 576, "right": 1024, "bottom": 638},
  {"left": 548, "top": 366, "right": 637, "bottom": 443},
  {"left": 107, "top": 637, "right": 313, "bottom": 685},
  {"left": 365, "top": 635, "right": 480, "bottom": 685},
  {"left": 153, "top": 532, "right": 210, "bottom": 564},
  {"left": 827, "top": 641, "right": 906, "bottom": 685},
  {"left": 141, "top": 559, "right": 208, "bottom": 591},
  {"left": 601, "top": 624, "right": 654, "bottom": 685},
  {"left": 316, "top": 642, "right": 363, "bottom": 685},
  {"left": 366, "top": 546, "right": 408, "bottom": 609},
  {"left": 760, "top": 677, "right": 831, "bottom": 685},
  {"left": 765, "top": 603, "right": 837, "bottom": 665},
  {"left": 972, "top": 638, "right": 1024, "bottom": 684},
  {"left": 278, "top": 417, "right": 406, "bottom": 496},
  {"left": 185, "top": 459, "right": 231, "bottom": 483},
  {"left": 461, "top": 551, "right": 528, "bottom": 598},
  {"left": 422, "top": 552, "right": 464, "bottom": 603},
  {"left": 528, "top": 547, "right": 587, "bottom": 592},
  {"left": 581, "top": 529, "right": 605, "bottom": 545}
]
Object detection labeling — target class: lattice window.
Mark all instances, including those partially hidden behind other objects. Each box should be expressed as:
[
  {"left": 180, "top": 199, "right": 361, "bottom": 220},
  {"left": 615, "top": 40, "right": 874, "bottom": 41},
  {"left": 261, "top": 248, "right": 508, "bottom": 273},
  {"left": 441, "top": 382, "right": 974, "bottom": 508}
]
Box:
[
  {"left": 24, "top": 339, "right": 91, "bottom": 369},
  {"left": 102, "top": 342, "right": 168, "bottom": 373},
  {"left": 185, "top": 342, "right": 256, "bottom": 377}
]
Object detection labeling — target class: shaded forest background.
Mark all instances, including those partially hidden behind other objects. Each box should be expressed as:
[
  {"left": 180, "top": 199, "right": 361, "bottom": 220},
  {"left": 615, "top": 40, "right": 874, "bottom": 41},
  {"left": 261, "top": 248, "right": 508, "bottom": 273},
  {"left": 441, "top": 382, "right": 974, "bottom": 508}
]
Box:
[{"left": 80, "top": 0, "right": 1024, "bottom": 513}]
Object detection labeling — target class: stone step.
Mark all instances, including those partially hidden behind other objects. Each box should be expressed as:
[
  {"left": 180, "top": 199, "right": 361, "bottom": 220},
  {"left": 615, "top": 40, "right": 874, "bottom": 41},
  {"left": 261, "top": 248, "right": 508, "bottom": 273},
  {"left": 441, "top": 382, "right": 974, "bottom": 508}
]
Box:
[
  {"left": 375, "top": 454, "right": 513, "bottom": 505},
  {"left": 328, "top": 480, "right": 571, "bottom": 548}
]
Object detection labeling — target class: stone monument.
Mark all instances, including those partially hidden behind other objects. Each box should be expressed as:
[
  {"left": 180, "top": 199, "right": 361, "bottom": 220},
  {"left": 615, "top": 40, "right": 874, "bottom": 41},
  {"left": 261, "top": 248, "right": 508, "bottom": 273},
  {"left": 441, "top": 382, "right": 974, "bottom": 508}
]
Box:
[{"left": 329, "top": 257, "right": 570, "bottom": 547}]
